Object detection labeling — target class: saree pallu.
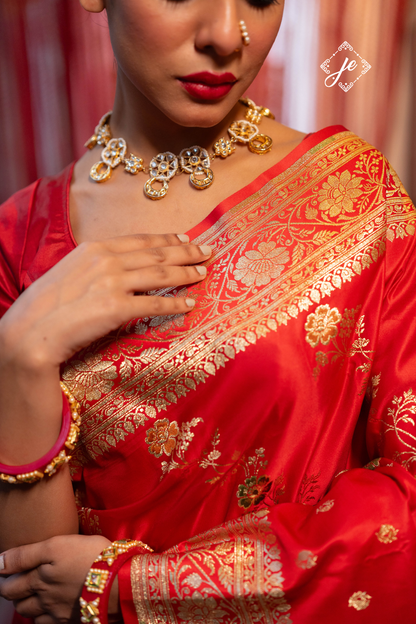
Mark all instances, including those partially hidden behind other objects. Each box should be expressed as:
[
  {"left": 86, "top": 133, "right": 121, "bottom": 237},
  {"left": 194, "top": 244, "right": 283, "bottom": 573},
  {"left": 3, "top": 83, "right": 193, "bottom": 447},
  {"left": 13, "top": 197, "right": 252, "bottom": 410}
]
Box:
[{"left": 1, "top": 126, "right": 416, "bottom": 623}]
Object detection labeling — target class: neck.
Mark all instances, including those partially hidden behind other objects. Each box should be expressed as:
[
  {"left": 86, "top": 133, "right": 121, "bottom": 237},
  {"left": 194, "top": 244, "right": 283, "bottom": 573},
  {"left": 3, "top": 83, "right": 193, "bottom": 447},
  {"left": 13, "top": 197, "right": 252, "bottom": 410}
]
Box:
[{"left": 109, "top": 68, "right": 244, "bottom": 162}]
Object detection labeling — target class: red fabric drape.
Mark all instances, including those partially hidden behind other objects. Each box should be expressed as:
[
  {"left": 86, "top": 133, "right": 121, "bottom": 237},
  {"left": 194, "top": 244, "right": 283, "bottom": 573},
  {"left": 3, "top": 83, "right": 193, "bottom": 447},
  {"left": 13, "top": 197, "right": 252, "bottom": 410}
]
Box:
[{"left": 0, "top": 1, "right": 414, "bottom": 205}]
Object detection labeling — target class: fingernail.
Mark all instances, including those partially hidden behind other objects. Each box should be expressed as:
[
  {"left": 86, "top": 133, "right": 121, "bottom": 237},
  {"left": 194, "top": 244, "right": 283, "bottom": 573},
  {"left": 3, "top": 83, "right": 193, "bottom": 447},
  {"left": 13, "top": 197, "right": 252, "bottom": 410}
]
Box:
[
  {"left": 195, "top": 266, "right": 207, "bottom": 276},
  {"left": 177, "top": 234, "right": 189, "bottom": 243},
  {"left": 186, "top": 298, "right": 195, "bottom": 308},
  {"left": 0, "top": 554, "right": 5, "bottom": 571},
  {"left": 199, "top": 245, "right": 212, "bottom": 256}
]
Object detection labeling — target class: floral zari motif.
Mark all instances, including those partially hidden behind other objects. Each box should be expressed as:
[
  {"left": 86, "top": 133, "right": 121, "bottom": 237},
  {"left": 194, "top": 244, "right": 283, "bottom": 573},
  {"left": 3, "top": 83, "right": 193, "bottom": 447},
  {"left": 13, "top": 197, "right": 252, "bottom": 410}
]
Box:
[
  {"left": 62, "top": 131, "right": 416, "bottom": 463},
  {"left": 130, "top": 510, "right": 292, "bottom": 624},
  {"left": 378, "top": 389, "right": 416, "bottom": 471},
  {"left": 305, "top": 305, "right": 375, "bottom": 393}
]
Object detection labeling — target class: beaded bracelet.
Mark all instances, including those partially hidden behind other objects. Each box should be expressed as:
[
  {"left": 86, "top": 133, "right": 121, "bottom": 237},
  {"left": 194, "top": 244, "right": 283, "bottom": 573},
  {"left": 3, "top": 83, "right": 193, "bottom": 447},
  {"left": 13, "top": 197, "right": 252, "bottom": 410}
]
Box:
[
  {"left": 80, "top": 539, "right": 153, "bottom": 624},
  {"left": 0, "top": 382, "right": 81, "bottom": 484}
]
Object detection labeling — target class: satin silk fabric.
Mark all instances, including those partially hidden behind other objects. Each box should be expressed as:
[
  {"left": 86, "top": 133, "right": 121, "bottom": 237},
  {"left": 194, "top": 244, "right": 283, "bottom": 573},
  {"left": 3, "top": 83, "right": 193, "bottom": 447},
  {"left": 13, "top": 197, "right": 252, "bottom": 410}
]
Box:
[{"left": 2, "top": 126, "right": 416, "bottom": 623}]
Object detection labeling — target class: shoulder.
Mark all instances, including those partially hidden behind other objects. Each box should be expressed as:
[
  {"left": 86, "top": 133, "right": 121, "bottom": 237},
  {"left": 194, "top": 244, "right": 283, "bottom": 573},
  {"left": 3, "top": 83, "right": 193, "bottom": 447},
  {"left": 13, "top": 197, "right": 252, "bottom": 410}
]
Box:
[{"left": 0, "top": 164, "right": 74, "bottom": 295}]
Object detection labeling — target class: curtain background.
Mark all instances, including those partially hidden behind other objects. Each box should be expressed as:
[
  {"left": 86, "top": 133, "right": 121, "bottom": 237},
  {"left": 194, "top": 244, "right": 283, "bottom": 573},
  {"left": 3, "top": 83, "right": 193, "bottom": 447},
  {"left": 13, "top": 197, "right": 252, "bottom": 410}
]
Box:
[{"left": 0, "top": 0, "right": 414, "bottom": 203}]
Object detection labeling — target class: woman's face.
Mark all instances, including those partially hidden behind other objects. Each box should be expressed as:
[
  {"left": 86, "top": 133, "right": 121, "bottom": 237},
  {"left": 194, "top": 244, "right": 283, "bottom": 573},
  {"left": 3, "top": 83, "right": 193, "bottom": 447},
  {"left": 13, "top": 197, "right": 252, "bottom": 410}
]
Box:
[{"left": 105, "top": 0, "right": 285, "bottom": 128}]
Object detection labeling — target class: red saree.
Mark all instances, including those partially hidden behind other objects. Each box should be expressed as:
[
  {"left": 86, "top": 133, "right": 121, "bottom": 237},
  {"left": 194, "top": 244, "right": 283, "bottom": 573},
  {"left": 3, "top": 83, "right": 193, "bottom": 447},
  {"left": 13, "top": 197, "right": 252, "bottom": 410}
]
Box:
[{"left": 1, "top": 126, "right": 416, "bottom": 622}]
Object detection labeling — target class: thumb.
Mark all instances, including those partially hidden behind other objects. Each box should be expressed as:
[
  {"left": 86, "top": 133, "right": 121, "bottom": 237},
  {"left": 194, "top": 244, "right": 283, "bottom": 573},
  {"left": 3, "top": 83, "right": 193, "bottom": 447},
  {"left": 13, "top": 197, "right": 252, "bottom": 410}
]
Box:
[{"left": 0, "top": 541, "right": 51, "bottom": 576}]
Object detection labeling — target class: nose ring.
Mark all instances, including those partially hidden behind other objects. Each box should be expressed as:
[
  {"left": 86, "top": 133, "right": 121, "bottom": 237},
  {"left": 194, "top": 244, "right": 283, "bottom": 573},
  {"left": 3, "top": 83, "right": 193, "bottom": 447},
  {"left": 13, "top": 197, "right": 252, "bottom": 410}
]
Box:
[{"left": 239, "top": 20, "right": 250, "bottom": 46}]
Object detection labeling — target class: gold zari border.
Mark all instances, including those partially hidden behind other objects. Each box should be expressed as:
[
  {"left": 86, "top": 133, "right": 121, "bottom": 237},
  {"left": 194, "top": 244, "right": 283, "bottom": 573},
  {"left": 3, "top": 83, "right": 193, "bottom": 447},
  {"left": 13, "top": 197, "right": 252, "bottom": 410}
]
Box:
[{"left": 63, "top": 132, "right": 416, "bottom": 463}]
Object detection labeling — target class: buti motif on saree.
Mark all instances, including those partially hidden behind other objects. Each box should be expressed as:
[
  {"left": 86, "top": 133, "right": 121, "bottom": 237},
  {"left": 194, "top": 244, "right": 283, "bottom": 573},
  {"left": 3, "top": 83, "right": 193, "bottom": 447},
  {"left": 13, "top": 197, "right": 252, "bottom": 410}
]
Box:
[{"left": 62, "top": 131, "right": 416, "bottom": 467}]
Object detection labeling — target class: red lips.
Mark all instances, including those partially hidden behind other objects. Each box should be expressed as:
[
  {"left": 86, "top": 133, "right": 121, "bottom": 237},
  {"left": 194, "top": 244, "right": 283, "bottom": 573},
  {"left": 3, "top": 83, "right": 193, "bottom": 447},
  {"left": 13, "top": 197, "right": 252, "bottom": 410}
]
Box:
[{"left": 178, "top": 72, "right": 237, "bottom": 100}]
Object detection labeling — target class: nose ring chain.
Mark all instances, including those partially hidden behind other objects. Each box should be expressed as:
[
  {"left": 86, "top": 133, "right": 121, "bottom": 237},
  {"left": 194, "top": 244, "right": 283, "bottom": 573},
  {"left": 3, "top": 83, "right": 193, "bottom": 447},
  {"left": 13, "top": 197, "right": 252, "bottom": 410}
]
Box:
[{"left": 239, "top": 20, "right": 250, "bottom": 46}]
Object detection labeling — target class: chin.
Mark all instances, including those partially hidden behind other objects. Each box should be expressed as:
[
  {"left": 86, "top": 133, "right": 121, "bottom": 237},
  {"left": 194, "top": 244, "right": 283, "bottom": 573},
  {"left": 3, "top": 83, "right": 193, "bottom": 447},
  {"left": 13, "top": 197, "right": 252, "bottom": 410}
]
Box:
[{"left": 160, "top": 97, "right": 242, "bottom": 129}]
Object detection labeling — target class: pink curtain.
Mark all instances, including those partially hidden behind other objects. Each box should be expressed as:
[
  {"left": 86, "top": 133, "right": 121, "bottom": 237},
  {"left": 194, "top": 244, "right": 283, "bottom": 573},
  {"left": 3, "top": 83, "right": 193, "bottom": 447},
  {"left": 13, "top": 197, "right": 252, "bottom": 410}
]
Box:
[
  {"left": 0, "top": 0, "right": 116, "bottom": 203},
  {"left": 0, "top": 0, "right": 414, "bottom": 204}
]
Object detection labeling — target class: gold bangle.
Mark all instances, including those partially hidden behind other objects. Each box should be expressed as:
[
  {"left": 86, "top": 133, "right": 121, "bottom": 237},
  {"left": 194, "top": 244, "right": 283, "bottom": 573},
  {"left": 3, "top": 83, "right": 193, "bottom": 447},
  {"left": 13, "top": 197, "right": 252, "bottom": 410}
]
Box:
[{"left": 0, "top": 382, "right": 81, "bottom": 484}]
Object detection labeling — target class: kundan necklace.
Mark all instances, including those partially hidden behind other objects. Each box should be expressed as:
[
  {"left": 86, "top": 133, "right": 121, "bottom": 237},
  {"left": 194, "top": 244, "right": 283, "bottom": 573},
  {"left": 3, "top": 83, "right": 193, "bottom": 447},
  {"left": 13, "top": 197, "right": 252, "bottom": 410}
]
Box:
[{"left": 85, "top": 98, "right": 274, "bottom": 201}]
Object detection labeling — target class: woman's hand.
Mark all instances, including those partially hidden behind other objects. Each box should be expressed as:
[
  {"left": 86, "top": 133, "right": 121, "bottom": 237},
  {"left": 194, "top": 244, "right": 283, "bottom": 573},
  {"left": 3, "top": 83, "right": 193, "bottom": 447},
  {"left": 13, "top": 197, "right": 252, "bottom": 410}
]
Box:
[
  {"left": 1, "top": 233, "right": 211, "bottom": 367},
  {"left": 0, "top": 232, "right": 211, "bottom": 465},
  {"left": 0, "top": 534, "right": 121, "bottom": 624}
]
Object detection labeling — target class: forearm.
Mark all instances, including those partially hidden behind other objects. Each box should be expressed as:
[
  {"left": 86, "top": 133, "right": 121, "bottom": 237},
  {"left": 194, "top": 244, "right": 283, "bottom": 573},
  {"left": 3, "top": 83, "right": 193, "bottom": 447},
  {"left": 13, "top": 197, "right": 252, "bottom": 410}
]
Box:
[
  {"left": 0, "top": 467, "right": 79, "bottom": 551},
  {"left": 0, "top": 330, "right": 78, "bottom": 550}
]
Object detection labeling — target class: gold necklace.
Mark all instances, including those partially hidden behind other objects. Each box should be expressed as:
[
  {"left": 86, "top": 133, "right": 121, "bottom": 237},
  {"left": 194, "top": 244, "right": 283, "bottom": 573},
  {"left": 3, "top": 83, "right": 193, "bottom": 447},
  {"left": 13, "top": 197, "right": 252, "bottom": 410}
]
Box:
[{"left": 85, "top": 98, "right": 274, "bottom": 201}]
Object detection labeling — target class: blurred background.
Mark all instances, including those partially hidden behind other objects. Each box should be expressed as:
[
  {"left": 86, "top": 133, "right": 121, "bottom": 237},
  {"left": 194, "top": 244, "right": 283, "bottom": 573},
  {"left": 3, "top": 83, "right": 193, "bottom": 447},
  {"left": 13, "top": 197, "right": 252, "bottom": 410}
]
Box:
[{"left": 0, "top": 0, "right": 415, "bottom": 205}]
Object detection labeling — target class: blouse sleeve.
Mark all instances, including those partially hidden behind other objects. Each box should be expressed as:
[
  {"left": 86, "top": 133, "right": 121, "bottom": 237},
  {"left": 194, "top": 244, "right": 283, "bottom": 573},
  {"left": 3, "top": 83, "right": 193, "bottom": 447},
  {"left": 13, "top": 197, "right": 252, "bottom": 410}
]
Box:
[
  {"left": 0, "top": 182, "right": 37, "bottom": 318},
  {"left": 117, "top": 169, "right": 416, "bottom": 622}
]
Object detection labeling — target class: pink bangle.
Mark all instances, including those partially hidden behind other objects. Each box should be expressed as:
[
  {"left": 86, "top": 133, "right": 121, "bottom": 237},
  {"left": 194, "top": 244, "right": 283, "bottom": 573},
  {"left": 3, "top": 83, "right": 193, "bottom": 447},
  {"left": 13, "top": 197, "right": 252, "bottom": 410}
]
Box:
[
  {"left": 0, "top": 382, "right": 81, "bottom": 484},
  {"left": 80, "top": 539, "right": 153, "bottom": 624}
]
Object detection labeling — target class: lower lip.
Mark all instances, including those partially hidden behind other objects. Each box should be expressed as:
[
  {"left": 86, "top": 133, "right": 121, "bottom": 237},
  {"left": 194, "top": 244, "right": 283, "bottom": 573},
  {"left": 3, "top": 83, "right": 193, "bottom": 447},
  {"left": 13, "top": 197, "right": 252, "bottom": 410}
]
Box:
[{"left": 179, "top": 81, "right": 234, "bottom": 100}]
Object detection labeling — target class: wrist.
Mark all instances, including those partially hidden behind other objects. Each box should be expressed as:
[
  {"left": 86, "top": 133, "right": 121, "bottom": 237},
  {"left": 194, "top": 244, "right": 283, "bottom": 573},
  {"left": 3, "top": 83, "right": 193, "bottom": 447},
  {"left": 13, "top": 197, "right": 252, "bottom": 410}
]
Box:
[
  {"left": 0, "top": 351, "right": 63, "bottom": 465},
  {"left": 80, "top": 540, "right": 153, "bottom": 624}
]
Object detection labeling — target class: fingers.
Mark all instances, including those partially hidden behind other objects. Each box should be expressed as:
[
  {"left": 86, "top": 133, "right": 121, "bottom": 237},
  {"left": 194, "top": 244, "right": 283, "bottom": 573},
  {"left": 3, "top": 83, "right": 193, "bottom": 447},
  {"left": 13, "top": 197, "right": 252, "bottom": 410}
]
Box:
[
  {"left": 0, "top": 542, "right": 50, "bottom": 576},
  {"left": 120, "top": 242, "right": 212, "bottom": 271},
  {"left": 127, "top": 293, "right": 197, "bottom": 321},
  {"left": 13, "top": 595, "right": 44, "bottom": 619},
  {"left": 124, "top": 263, "right": 207, "bottom": 294},
  {"left": 0, "top": 569, "right": 41, "bottom": 601},
  {"left": 99, "top": 232, "right": 190, "bottom": 254}
]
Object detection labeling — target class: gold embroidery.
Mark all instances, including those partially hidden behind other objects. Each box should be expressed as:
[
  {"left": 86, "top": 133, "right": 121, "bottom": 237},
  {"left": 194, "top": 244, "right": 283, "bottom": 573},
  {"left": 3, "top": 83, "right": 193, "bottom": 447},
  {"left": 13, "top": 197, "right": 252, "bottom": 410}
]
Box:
[
  {"left": 63, "top": 354, "right": 117, "bottom": 402},
  {"left": 316, "top": 499, "right": 334, "bottom": 513},
  {"left": 348, "top": 316, "right": 374, "bottom": 376},
  {"left": 177, "top": 595, "right": 228, "bottom": 622},
  {"left": 145, "top": 418, "right": 179, "bottom": 458},
  {"left": 198, "top": 429, "right": 240, "bottom": 485},
  {"left": 78, "top": 507, "right": 102, "bottom": 535},
  {"left": 131, "top": 509, "right": 292, "bottom": 624},
  {"left": 318, "top": 170, "right": 364, "bottom": 218},
  {"left": 62, "top": 133, "right": 416, "bottom": 462},
  {"left": 296, "top": 472, "right": 321, "bottom": 505},
  {"left": 305, "top": 305, "right": 342, "bottom": 347},
  {"left": 309, "top": 307, "right": 374, "bottom": 394},
  {"left": 369, "top": 373, "right": 381, "bottom": 399},
  {"left": 348, "top": 591, "right": 371, "bottom": 611},
  {"left": 380, "top": 389, "right": 416, "bottom": 471},
  {"left": 376, "top": 524, "right": 399, "bottom": 544},
  {"left": 160, "top": 417, "right": 203, "bottom": 478},
  {"left": 296, "top": 550, "right": 318, "bottom": 569},
  {"left": 233, "top": 241, "right": 290, "bottom": 287},
  {"left": 311, "top": 305, "right": 361, "bottom": 376}
]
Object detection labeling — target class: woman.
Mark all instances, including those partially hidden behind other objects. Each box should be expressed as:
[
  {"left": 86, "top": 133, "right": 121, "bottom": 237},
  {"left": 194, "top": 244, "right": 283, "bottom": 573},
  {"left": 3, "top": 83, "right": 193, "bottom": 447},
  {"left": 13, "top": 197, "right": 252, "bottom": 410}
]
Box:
[{"left": 0, "top": 0, "right": 416, "bottom": 622}]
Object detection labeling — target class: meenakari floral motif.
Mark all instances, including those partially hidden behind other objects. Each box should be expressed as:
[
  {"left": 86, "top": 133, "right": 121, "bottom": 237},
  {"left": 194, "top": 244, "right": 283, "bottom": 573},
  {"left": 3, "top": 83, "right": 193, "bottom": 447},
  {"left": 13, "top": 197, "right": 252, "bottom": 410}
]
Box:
[
  {"left": 296, "top": 550, "right": 318, "bottom": 569},
  {"left": 318, "top": 170, "right": 363, "bottom": 217},
  {"left": 236, "top": 448, "right": 271, "bottom": 511},
  {"left": 145, "top": 419, "right": 179, "bottom": 458},
  {"left": 305, "top": 305, "right": 342, "bottom": 347},
  {"left": 237, "top": 475, "right": 273, "bottom": 510},
  {"left": 376, "top": 524, "right": 399, "bottom": 544},
  {"left": 131, "top": 510, "right": 292, "bottom": 624},
  {"left": 348, "top": 591, "right": 372, "bottom": 611},
  {"left": 233, "top": 241, "right": 289, "bottom": 287}
]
